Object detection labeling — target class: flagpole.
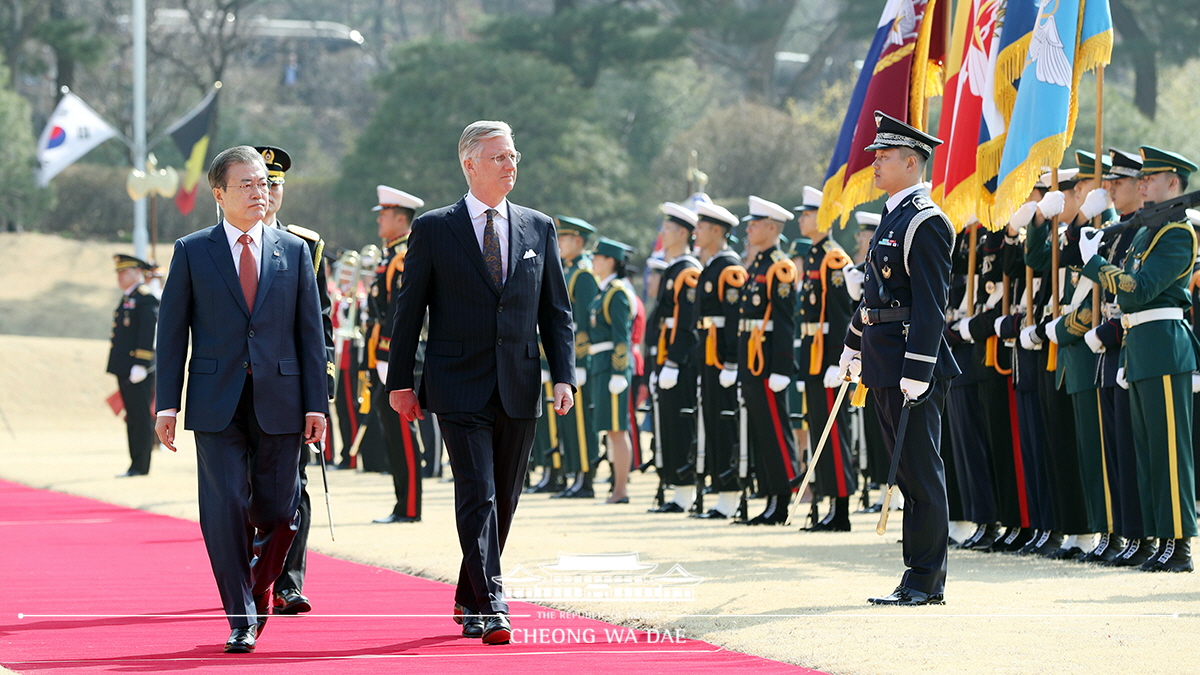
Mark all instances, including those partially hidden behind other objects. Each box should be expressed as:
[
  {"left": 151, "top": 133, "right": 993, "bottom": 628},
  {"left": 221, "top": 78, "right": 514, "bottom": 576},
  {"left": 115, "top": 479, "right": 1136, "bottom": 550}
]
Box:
[
  {"left": 131, "top": 0, "right": 148, "bottom": 260},
  {"left": 1091, "top": 64, "right": 1105, "bottom": 328}
]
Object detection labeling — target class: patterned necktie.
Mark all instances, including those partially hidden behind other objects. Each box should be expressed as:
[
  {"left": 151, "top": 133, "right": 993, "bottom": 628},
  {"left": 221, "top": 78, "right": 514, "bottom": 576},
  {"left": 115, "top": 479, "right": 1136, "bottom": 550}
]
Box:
[
  {"left": 483, "top": 208, "right": 503, "bottom": 289},
  {"left": 238, "top": 233, "right": 258, "bottom": 311}
]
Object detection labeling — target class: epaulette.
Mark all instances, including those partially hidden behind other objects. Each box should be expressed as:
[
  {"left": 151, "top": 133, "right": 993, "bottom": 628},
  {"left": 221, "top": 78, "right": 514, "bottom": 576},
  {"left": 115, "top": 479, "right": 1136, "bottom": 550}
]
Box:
[
  {"left": 770, "top": 249, "right": 787, "bottom": 263},
  {"left": 136, "top": 285, "right": 151, "bottom": 296},
  {"left": 911, "top": 194, "right": 936, "bottom": 211},
  {"left": 286, "top": 224, "right": 322, "bottom": 242}
]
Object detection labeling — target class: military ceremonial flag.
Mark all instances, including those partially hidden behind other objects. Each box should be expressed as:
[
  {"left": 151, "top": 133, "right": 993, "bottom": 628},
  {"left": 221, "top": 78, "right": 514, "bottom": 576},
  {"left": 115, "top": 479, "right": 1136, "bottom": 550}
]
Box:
[
  {"left": 973, "top": 0, "right": 1017, "bottom": 229},
  {"left": 34, "top": 92, "right": 119, "bottom": 187},
  {"left": 931, "top": 0, "right": 1002, "bottom": 228},
  {"left": 165, "top": 84, "right": 220, "bottom": 216},
  {"left": 992, "top": 0, "right": 1112, "bottom": 226},
  {"left": 818, "top": 0, "right": 948, "bottom": 230}
]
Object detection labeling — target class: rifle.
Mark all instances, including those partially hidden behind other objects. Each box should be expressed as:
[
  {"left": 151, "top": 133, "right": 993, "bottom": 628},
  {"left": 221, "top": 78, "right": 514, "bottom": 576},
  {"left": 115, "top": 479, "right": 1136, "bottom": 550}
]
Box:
[{"left": 1098, "top": 189, "right": 1200, "bottom": 245}]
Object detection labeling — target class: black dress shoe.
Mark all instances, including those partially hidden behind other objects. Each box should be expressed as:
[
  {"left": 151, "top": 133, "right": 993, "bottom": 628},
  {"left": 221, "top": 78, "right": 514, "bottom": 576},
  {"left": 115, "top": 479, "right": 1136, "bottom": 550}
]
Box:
[
  {"left": 1033, "top": 531, "right": 1065, "bottom": 556},
  {"left": 482, "top": 612, "right": 512, "bottom": 645},
  {"left": 1078, "top": 533, "right": 1112, "bottom": 563},
  {"left": 1141, "top": 538, "right": 1193, "bottom": 572},
  {"left": 564, "top": 487, "right": 595, "bottom": 499},
  {"left": 1016, "top": 529, "right": 1045, "bottom": 555},
  {"left": 1047, "top": 545, "right": 1084, "bottom": 560},
  {"left": 867, "top": 586, "right": 945, "bottom": 606},
  {"left": 1099, "top": 536, "right": 1127, "bottom": 564},
  {"left": 116, "top": 470, "right": 148, "bottom": 478},
  {"left": 860, "top": 503, "right": 883, "bottom": 513},
  {"left": 373, "top": 513, "right": 421, "bottom": 523},
  {"left": 690, "top": 509, "right": 728, "bottom": 519},
  {"left": 224, "top": 625, "right": 257, "bottom": 653},
  {"left": 603, "top": 496, "right": 629, "bottom": 504},
  {"left": 273, "top": 588, "right": 312, "bottom": 615},
  {"left": 648, "top": 502, "right": 685, "bottom": 513},
  {"left": 1106, "top": 538, "right": 1155, "bottom": 567}
]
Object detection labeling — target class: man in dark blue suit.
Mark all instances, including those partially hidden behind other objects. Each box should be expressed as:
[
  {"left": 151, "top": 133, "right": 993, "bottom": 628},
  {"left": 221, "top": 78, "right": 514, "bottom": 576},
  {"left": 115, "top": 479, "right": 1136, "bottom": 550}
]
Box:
[
  {"left": 154, "top": 146, "right": 329, "bottom": 653},
  {"left": 387, "top": 121, "right": 575, "bottom": 645}
]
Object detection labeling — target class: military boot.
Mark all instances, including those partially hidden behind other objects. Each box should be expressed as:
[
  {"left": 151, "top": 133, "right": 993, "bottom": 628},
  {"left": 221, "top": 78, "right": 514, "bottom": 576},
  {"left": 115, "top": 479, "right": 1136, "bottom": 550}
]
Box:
[{"left": 1141, "top": 538, "right": 1194, "bottom": 572}]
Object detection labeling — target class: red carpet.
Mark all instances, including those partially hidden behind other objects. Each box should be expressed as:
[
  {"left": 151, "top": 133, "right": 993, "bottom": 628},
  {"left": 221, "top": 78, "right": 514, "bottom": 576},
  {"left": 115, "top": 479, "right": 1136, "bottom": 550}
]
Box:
[{"left": 0, "top": 480, "right": 822, "bottom": 674}]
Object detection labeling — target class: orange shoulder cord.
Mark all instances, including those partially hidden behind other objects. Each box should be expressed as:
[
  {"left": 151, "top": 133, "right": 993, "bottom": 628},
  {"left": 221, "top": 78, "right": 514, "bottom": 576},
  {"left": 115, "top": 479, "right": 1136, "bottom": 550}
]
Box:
[
  {"left": 748, "top": 259, "right": 798, "bottom": 376},
  {"left": 658, "top": 267, "right": 701, "bottom": 365},
  {"left": 810, "top": 248, "right": 852, "bottom": 376},
  {"left": 706, "top": 266, "right": 748, "bottom": 367}
]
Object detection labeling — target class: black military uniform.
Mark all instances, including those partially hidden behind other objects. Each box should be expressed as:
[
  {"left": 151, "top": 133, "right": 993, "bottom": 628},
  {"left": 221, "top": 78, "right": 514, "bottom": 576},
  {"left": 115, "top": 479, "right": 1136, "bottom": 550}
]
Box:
[
  {"left": 845, "top": 113, "right": 958, "bottom": 605},
  {"left": 107, "top": 255, "right": 159, "bottom": 477},
  {"left": 736, "top": 196, "right": 799, "bottom": 525},
  {"left": 554, "top": 216, "right": 601, "bottom": 498}
]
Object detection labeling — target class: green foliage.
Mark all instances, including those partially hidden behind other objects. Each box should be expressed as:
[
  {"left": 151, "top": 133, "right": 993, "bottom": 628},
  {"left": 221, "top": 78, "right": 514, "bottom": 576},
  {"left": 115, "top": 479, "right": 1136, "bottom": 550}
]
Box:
[{"left": 0, "top": 56, "right": 48, "bottom": 227}]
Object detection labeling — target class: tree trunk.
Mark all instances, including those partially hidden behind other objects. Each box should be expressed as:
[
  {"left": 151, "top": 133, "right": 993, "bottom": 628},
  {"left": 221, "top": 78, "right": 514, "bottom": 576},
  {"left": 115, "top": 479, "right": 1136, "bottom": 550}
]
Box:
[{"left": 1111, "top": 0, "right": 1157, "bottom": 120}]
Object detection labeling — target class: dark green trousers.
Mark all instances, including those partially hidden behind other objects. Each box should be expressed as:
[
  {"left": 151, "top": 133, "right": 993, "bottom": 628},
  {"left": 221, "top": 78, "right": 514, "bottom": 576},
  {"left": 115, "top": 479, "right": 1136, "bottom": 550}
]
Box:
[
  {"left": 1129, "top": 373, "right": 1198, "bottom": 539},
  {"left": 1070, "top": 389, "right": 1111, "bottom": 534}
]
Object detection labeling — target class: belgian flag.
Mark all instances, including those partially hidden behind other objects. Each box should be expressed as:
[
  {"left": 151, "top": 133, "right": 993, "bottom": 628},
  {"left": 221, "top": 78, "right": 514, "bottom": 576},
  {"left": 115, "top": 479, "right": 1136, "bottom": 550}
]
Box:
[{"left": 165, "top": 83, "right": 221, "bottom": 216}]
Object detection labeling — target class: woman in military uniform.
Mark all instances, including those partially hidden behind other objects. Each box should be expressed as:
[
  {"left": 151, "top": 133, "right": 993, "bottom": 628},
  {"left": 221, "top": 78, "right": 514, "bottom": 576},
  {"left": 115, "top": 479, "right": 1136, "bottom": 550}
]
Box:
[{"left": 587, "top": 238, "right": 637, "bottom": 504}]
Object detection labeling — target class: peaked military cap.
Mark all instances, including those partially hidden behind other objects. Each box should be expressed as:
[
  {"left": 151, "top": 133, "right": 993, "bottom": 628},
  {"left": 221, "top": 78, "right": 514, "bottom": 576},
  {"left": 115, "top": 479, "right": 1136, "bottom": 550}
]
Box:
[
  {"left": 556, "top": 215, "right": 596, "bottom": 239},
  {"left": 864, "top": 111, "right": 943, "bottom": 159},
  {"left": 1138, "top": 146, "right": 1198, "bottom": 179},
  {"left": 792, "top": 185, "right": 823, "bottom": 213},
  {"left": 1074, "top": 150, "right": 1112, "bottom": 182},
  {"left": 854, "top": 211, "right": 881, "bottom": 230},
  {"left": 114, "top": 254, "right": 153, "bottom": 271},
  {"left": 695, "top": 202, "right": 739, "bottom": 229},
  {"left": 1105, "top": 148, "right": 1143, "bottom": 180},
  {"left": 661, "top": 202, "right": 698, "bottom": 230},
  {"left": 594, "top": 237, "right": 634, "bottom": 261},
  {"left": 742, "top": 195, "right": 793, "bottom": 223},
  {"left": 373, "top": 185, "right": 424, "bottom": 212},
  {"left": 255, "top": 146, "right": 291, "bottom": 184},
  {"left": 1038, "top": 167, "right": 1080, "bottom": 188}
]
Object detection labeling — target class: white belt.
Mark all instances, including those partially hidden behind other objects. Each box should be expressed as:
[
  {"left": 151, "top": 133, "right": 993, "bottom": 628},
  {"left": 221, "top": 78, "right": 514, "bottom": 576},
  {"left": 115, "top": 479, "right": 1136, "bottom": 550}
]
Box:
[
  {"left": 588, "top": 341, "right": 614, "bottom": 355},
  {"left": 800, "top": 322, "right": 829, "bottom": 337},
  {"left": 662, "top": 318, "right": 675, "bottom": 328},
  {"left": 1120, "top": 307, "right": 1184, "bottom": 329},
  {"left": 1103, "top": 302, "right": 1123, "bottom": 320},
  {"left": 739, "top": 319, "right": 773, "bottom": 332},
  {"left": 698, "top": 315, "right": 726, "bottom": 328}
]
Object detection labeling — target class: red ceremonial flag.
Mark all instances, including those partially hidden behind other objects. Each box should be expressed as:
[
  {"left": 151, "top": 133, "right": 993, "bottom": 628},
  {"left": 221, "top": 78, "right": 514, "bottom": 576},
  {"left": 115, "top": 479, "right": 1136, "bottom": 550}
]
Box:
[{"left": 164, "top": 84, "right": 221, "bottom": 216}]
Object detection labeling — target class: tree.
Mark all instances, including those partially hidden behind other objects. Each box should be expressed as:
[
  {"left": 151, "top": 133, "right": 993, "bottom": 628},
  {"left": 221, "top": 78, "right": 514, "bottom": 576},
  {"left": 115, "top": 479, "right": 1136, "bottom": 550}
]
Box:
[
  {"left": 1111, "top": 0, "right": 1200, "bottom": 120},
  {"left": 0, "top": 54, "right": 49, "bottom": 229}
]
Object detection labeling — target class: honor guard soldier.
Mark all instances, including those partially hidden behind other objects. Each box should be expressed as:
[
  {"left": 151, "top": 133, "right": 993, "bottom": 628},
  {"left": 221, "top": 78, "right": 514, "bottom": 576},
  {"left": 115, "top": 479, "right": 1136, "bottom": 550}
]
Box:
[
  {"left": 786, "top": 236, "right": 812, "bottom": 464},
  {"left": 254, "top": 146, "right": 337, "bottom": 615},
  {"left": 553, "top": 216, "right": 602, "bottom": 498},
  {"left": 736, "top": 196, "right": 799, "bottom": 525},
  {"left": 108, "top": 254, "right": 160, "bottom": 477},
  {"left": 647, "top": 202, "right": 703, "bottom": 513},
  {"left": 839, "top": 113, "right": 959, "bottom": 605},
  {"left": 690, "top": 202, "right": 747, "bottom": 519},
  {"left": 587, "top": 238, "right": 638, "bottom": 504},
  {"left": 793, "top": 186, "right": 856, "bottom": 531},
  {"left": 368, "top": 184, "right": 427, "bottom": 524},
  {"left": 1078, "top": 146, "right": 1199, "bottom": 572}
]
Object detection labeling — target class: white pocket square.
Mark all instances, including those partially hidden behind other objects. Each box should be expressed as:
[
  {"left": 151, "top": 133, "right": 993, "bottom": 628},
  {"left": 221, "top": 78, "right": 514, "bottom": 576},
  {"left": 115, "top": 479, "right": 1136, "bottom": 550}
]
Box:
[{"left": 522, "top": 249, "right": 537, "bottom": 259}]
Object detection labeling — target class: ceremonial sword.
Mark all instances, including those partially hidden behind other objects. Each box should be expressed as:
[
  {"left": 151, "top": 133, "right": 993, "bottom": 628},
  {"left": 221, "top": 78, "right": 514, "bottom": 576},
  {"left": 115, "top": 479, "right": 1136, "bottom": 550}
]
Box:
[
  {"left": 308, "top": 440, "right": 336, "bottom": 541},
  {"left": 785, "top": 376, "right": 851, "bottom": 526},
  {"left": 876, "top": 395, "right": 914, "bottom": 535}
]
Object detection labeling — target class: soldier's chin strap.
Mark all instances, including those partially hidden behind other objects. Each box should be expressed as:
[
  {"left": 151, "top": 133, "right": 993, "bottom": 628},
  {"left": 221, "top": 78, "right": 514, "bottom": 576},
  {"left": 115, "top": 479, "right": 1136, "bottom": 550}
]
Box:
[{"left": 747, "top": 259, "right": 798, "bottom": 376}]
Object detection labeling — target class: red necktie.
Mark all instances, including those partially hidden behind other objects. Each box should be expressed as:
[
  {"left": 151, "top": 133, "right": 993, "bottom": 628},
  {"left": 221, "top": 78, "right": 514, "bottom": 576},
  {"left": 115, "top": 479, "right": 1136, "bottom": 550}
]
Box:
[{"left": 238, "top": 234, "right": 258, "bottom": 311}]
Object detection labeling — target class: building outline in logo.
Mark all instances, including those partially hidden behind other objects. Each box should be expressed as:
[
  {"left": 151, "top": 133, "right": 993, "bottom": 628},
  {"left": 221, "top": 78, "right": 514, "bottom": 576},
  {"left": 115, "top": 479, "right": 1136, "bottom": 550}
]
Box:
[{"left": 496, "top": 552, "right": 705, "bottom": 602}]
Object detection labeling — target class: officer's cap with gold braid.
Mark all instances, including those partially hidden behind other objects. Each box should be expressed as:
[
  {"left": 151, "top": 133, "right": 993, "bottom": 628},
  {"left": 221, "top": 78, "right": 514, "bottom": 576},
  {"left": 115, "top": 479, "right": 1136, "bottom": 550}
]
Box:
[
  {"left": 1074, "top": 150, "right": 1112, "bottom": 182},
  {"left": 792, "top": 185, "right": 823, "bottom": 213},
  {"left": 694, "top": 202, "right": 738, "bottom": 229},
  {"left": 864, "top": 111, "right": 943, "bottom": 159},
  {"left": 113, "top": 254, "right": 153, "bottom": 271},
  {"left": 1138, "top": 146, "right": 1198, "bottom": 180},
  {"left": 254, "top": 146, "right": 291, "bottom": 184},
  {"left": 741, "top": 195, "right": 793, "bottom": 224},
  {"left": 373, "top": 185, "right": 425, "bottom": 212},
  {"left": 661, "top": 202, "right": 698, "bottom": 230},
  {"left": 555, "top": 215, "right": 595, "bottom": 240},
  {"left": 594, "top": 237, "right": 634, "bottom": 262},
  {"left": 1105, "top": 148, "right": 1142, "bottom": 180}
]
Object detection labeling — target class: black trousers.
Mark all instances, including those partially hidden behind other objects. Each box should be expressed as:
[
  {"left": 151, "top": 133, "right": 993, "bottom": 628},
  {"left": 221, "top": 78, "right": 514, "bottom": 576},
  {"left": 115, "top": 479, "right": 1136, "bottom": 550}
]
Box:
[
  {"left": 652, "top": 364, "right": 697, "bottom": 486},
  {"left": 334, "top": 365, "right": 360, "bottom": 466},
  {"left": 437, "top": 388, "right": 537, "bottom": 614},
  {"left": 375, "top": 383, "right": 422, "bottom": 519},
  {"left": 699, "top": 365, "right": 739, "bottom": 492},
  {"left": 741, "top": 376, "right": 797, "bottom": 496},
  {"left": 946, "top": 382, "right": 996, "bottom": 524},
  {"left": 874, "top": 380, "right": 950, "bottom": 596},
  {"left": 117, "top": 374, "right": 156, "bottom": 475},
  {"left": 803, "top": 376, "right": 854, "bottom": 499},
  {"left": 275, "top": 451, "right": 310, "bottom": 595},
  {"left": 1101, "top": 385, "right": 1143, "bottom": 539},
  {"left": 977, "top": 376, "right": 1026, "bottom": 528},
  {"left": 1036, "top": 353, "right": 1089, "bottom": 534},
  {"left": 193, "top": 377, "right": 302, "bottom": 628},
  {"left": 1015, "top": 388, "right": 1055, "bottom": 531}
]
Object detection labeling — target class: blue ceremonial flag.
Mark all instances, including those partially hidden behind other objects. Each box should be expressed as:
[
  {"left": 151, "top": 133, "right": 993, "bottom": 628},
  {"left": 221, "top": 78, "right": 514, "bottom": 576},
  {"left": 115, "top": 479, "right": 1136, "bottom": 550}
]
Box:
[{"left": 992, "top": 0, "right": 1111, "bottom": 226}]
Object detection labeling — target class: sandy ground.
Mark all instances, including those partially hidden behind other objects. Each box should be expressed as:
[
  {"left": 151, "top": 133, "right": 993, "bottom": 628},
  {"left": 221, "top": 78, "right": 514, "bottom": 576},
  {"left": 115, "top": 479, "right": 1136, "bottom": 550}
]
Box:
[{"left": 1, "top": 233, "right": 1197, "bottom": 675}]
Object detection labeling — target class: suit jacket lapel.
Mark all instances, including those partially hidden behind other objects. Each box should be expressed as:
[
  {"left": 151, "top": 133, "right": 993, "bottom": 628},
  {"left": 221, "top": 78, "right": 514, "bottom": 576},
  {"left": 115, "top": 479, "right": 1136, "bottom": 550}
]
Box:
[
  {"left": 502, "top": 205, "right": 530, "bottom": 298},
  {"left": 447, "top": 199, "right": 501, "bottom": 296},
  {"left": 253, "top": 226, "right": 282, "bottom": 317},
  {"left": 206, "top": 225, "right": 251, "bottom": 317}
]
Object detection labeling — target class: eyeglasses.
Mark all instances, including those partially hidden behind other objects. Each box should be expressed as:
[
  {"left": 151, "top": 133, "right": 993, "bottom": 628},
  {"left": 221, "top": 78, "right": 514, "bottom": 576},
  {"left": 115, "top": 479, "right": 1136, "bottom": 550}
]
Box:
[
  {"left": 222, "top": 180, "right": 271, "bottom": 196},
  {"left": 477, "top": 151, "right": 521, "bottom": 166}
]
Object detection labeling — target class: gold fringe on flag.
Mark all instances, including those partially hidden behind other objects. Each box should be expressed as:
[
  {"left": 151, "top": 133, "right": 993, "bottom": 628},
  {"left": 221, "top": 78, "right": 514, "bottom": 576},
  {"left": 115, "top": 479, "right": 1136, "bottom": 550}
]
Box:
[
  {"left": 910, "top": 0, "right": 943, "bottom": 130},
  {"left": 991, "top": 134, "right": 1068, "bottom": 234},
  {"left": 838, "top": 166, "right": 885, "bottom": 229},
  {"left": 993, "top": 33, "right": 1032, "bottom": 123},
  {"left": 818, "top": 165, "right": 847, "bottom": 231}
]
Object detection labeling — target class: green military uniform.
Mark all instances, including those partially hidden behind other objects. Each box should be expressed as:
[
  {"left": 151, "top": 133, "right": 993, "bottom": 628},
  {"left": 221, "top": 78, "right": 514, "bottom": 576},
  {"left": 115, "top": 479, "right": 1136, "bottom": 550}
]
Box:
[
  {"left": 786, "top": 236, "right": 812, "bottom": 431},
  {"left": 586, "top": 240, "right": 637, "bottom": 432},
  {"left": 1080, "top": 146, "right": 1199, "bottom": 572},
  {"left": 555, "top": 216, "right": 602, "bottom": 497}
]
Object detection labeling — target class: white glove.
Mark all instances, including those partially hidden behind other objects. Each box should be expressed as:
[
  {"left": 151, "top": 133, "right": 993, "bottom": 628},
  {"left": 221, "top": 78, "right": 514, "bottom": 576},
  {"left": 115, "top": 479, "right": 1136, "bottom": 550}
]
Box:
[
  {"left": 658, "top": 365, "right": 679, "bottom": 390},
  {"left": 1083, "top": 327, "right": 1106, "bottom": 354},
  {"left": 838, "top": 346, "right": 862, "bottom": 381},
  {"left": 1078, "top": 227, "right": 1103, "bottom": 263},
  {"left": 796, "top": 379, "right": 806, "bottom": 393},
  {"left": 823, "top": 365, "right": 842, "bottom": 389},
  {"left": 541, "top": 369, "right": 551, "bottom": 384},
  {"left": 376, "top": 361, "right": 388, "bottom": 382},
  {"left": 768, "top": 373, "right": 790, "bottom": 392},
  {"left": 1019, "top": 324, "right": 1042, "bottom": 350},
  {"left": 993, "top": 315, "right": 1007, "bottom": 337},
  {"left": 1192, "top": 372, "right": 1200, "bottom": 394},
  {"left": 956, "top": 318, "right": 973, "bottom": 343},
  {"left": 129, "top": 365, "right": 148, "bottom": 384},
  {"left": 899, "top": 377, "right": 929, "bottom": 400},
  {"left": 609, "top": 374, "right": 629, "bottom": 395},
  {"left": 1116, "top": 367, "right": 1128, "bottom": 390},
  {"left": 1008, "top": 200, "right": 1039, "bottom": 233},
  {"left": 1046, "top": 316, "right": 1062, "bottom": 344},
  {"left": 1079, "top": 187, "right": 1110, "bottom": 221},
  {"left": 718, "top": 363, "right": 738, "bottom": 388},
  {"left": 1037, "top": 191, "right": 1065, "bottom": 219},
  {"left": 575, "top": 367, "right": 588, "bottom": 387},
  {"left": 844, "top": 266, "right": 865, "bottom": 301}
]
